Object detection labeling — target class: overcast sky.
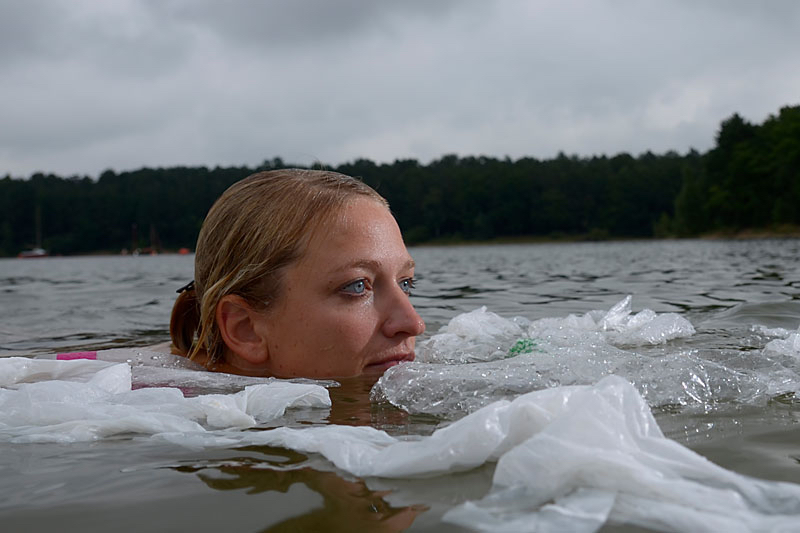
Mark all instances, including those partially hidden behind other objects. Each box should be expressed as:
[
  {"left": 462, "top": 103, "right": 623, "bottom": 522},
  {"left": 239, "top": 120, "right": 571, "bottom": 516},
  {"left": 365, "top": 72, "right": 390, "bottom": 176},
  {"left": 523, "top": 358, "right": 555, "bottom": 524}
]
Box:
[{"left": 1, "top": 0, "right": 798, "bottom": 178}]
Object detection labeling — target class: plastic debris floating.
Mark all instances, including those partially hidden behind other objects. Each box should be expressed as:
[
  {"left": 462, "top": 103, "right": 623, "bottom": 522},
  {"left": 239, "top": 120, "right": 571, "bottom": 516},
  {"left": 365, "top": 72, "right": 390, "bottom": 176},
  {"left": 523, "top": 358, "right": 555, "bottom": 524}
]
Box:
[
  {"left": 2, "top": 358, "right": 800, "bottom": 532},
  {"left": 374, "top": 296, "right": 800, "bottom": 417},
  {"left": 3, "top": 296, "right": 800, "bottom": 532}
]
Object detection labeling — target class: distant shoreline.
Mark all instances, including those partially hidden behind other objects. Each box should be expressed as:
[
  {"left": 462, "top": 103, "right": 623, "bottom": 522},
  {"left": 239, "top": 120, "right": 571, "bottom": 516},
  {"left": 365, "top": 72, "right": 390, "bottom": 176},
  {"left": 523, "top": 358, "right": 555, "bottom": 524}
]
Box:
[
  {"left": 6, "top": 226, "right": 800, "bottom": 258},
  {"left": 410, "top": 225, "right": 800, "bottom": 248}
]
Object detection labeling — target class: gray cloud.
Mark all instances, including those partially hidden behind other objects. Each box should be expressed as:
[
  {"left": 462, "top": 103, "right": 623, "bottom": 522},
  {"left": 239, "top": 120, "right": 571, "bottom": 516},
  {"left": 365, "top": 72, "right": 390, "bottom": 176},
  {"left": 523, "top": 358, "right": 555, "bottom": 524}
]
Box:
[
  {"left": 1, "top": 0, "right": 798, "bottom": 177},
  {"left": 152, "top": 0, "right": 469, "bottom": 48}
]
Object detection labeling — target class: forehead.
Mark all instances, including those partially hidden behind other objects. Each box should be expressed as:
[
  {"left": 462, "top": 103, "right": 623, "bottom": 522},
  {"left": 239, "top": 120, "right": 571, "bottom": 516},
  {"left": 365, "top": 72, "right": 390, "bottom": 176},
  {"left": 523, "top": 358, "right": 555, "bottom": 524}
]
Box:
[{"left": 299, "top": 197, "right": 410, "bottom": 267}]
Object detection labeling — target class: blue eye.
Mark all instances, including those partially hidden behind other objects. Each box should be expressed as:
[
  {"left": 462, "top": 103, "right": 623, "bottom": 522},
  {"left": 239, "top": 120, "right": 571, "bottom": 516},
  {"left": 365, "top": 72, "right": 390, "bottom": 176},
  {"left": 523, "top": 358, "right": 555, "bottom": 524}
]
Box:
[
  {"left": 342, "top": 279, "right": 367, "bottom": 295},
  {"left": 399, "top": 277, "right": 416, "bottom": 295}
]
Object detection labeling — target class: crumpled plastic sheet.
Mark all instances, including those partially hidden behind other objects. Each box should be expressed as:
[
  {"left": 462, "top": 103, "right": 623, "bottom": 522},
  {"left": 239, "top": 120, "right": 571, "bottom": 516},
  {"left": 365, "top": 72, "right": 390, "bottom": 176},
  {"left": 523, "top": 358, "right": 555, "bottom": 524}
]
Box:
[
  {"left": 0, "top": 358, "right": 331, "bottom": 443},
  {"left": 220, "top": 376, "right": 800, "bottom": 533},
  {"left": 39, "top": 348, "right": 337, "bottom": 396},
  {"left": 417, "top": 295, "right": 696, "bottom": 364},
  {"left": 763, "top": 326, "right": 800, "bottom": 358},
  {"left": 2, "top": 358, "right": 800, "bottom": 532},
  {"left": 438, "top": 376, "right": 800, "bottom": 533},
  {"left": 375, "top": 297, "right": 800, "bottom": 416}
]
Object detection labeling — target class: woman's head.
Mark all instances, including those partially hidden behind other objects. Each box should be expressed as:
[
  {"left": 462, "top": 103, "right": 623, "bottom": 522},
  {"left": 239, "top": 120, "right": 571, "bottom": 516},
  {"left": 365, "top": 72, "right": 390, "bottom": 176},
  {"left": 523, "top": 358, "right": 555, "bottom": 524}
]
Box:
[{"left": 170, "top": 169, "right": 425, "bottom": 378}]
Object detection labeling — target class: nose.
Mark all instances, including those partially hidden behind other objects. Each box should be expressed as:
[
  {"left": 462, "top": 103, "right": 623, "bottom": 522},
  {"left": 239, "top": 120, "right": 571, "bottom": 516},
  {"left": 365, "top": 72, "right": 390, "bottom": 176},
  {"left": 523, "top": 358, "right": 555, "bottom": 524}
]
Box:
[{"left": 381, "top": 286, "right": 426, "bottom": 338}]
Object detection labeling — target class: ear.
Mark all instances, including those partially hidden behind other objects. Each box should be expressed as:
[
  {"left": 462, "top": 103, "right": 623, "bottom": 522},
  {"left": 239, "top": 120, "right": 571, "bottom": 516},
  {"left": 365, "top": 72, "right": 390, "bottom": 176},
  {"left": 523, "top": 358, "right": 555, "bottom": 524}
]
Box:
[{"left": 215, "top": 295, "right": 270, "bottom": 366}]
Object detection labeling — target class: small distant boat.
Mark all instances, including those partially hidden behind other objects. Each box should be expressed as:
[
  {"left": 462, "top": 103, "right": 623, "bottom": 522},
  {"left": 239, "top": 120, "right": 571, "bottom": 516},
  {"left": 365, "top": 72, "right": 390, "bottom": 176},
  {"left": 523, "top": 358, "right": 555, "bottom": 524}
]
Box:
[
  {"left": 18, "top": 247, "right": 49, "bottom": 258},
  {"left": 19, "top": 205, "right": 48, "bottom": 258}
]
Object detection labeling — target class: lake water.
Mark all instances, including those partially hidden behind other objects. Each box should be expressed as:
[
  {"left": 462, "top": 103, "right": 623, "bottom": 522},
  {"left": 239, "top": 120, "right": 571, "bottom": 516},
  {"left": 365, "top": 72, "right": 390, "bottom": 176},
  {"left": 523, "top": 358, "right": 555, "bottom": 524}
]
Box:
[{"left": 2, "top": 239, "right": 800, "bottom": 532}]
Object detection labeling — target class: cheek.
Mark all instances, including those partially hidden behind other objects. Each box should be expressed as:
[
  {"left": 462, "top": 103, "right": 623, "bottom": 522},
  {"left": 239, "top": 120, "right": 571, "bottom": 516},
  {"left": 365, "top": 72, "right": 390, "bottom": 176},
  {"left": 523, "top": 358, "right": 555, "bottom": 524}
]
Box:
[{"left": 328, "top": 306, "right": 379, "bottom": 347}]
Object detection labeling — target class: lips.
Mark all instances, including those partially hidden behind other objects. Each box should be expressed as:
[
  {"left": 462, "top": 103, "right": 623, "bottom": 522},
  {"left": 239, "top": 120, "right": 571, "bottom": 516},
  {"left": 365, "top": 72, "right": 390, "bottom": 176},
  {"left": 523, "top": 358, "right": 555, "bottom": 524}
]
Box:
[{"left": 364, "top": 352, "right": 415, "bottom": 372}]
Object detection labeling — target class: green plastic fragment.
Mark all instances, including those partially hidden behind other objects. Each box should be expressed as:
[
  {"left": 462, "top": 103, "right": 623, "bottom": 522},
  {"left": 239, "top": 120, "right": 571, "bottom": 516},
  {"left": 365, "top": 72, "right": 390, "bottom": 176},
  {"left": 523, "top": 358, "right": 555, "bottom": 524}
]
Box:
[{"left": 507, "top": 337, "right": 539, "bottom": 357}]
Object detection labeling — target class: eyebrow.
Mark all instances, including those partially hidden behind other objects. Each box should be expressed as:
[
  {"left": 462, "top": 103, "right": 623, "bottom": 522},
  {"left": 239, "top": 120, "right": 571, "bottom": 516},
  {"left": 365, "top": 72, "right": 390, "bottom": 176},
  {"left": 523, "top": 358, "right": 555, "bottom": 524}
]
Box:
[{"left": 331, "top": 258, "right": 416, "bottom": 274}]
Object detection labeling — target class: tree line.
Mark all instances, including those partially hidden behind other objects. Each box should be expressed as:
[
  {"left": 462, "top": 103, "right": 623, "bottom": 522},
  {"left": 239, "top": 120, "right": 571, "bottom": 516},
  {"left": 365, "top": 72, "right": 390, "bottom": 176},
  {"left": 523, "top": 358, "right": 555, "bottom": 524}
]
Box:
[{"left": 1, "top": 105, "right": 798, "bottom": 257}]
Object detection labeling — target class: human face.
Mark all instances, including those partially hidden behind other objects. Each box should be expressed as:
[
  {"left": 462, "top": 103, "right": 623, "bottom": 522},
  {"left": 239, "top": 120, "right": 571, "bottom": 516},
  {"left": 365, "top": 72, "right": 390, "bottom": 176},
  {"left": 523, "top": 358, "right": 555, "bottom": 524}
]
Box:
[{"left": 258, "top": 198, "right": 426, "bottom": 378}]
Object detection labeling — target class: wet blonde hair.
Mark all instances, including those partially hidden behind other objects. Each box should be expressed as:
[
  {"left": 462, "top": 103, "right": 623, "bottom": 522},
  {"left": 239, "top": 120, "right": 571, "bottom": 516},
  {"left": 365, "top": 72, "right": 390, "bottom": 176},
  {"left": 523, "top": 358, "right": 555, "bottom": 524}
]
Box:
[{"left": 169, "top": 168, "right": 389, "bottom": 367}]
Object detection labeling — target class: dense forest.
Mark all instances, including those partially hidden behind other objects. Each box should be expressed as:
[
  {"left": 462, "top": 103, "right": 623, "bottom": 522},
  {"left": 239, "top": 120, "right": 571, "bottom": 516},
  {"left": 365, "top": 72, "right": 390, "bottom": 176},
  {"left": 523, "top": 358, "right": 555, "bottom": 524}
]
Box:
[{"left": 1, "top": 105, "right": 798, "bottom": 257}]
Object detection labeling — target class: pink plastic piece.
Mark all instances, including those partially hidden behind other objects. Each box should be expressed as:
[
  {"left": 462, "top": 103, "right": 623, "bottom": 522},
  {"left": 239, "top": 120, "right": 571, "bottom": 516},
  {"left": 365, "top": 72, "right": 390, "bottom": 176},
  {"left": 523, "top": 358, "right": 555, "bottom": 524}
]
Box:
[{"left": 57, "top": 351, "right": 99, "bottom": 360}]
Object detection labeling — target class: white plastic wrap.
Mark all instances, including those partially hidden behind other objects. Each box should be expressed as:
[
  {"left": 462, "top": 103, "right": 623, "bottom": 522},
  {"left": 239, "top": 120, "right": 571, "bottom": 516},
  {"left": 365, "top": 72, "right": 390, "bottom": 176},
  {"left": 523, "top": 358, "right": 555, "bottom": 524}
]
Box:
[
  {"left": 763, "top": 325, "right": 800, "bottom": 358},
  {"left": 0, "top": 357, "right": 331, "bottom": 443},
  {"left": 2, "top": 357, "right": 800, "bottom": 531},
  {"left": 374, "top": 297, "right": 800, "bottom": 416},
  {"left": 206, "top": 375, "right": 800, "bottom": 532},
  {"left": 416, "top": 296, "right": 696, "bottom": 365}
]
